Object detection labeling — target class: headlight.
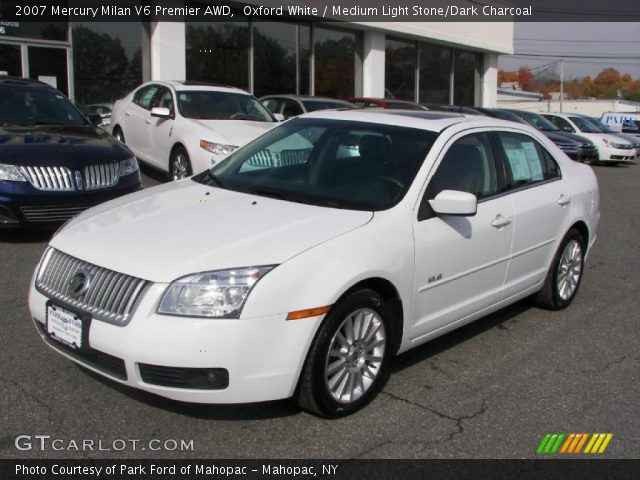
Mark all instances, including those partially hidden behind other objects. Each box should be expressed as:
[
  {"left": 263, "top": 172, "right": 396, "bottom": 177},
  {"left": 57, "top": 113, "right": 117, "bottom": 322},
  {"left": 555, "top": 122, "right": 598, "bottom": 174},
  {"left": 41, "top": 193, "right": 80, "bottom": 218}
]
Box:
[
  {"left": 0, "top": 164, "right": 27, "bottom": 182},
  {"left": 602, "top": 138, "right": 624, "bottom": 148},
  {"left": 118, "top": 156, "right": 139, "bottom": 176},
  {"left": 157, "top": 266, "right": 276, "bottom": 318},
  {"left": 200, "top": 140, "right": 238, "bottom": 156}
]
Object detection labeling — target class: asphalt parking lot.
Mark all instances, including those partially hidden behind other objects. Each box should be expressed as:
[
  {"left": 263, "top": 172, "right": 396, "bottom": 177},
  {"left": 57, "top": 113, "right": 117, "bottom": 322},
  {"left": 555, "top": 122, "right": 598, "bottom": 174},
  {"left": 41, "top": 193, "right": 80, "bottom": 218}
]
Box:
[{"left": 1, "top": 162, "right": 638, "bottom": 460}]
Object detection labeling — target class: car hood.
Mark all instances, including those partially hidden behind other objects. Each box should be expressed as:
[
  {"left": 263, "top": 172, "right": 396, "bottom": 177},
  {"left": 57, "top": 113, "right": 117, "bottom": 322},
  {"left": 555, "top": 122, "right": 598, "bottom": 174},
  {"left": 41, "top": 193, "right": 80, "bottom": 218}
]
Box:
[
  {"left": 549, "top": 131, "right": 593, "bottom": 145},
  {"left": 542, "top": 130, "right": 578, "bottom": 145},
  {"left": 0, "top": 125, "right": 132, "bottom": 166},
  {"left": 189, "top": 119, "right": 276, "bottom": 147},
  {"left": 51, "top": 180, "right": 373, "bottom": 282}
]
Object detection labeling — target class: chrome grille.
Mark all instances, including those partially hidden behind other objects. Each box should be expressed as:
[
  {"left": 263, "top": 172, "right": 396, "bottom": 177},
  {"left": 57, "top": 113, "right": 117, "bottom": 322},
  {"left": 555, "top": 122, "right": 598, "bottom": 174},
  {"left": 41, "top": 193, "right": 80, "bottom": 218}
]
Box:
[
  {"left": 36, "top": 248, "right": 150, "bottom": 326},
  {"left": 20, "top": 204, "right": 92, "bottom": 222},
  {"left": 19, "top": 166, "right": 74, "bottom": 191},
  {"left": 84, "top": 163, "right": 119, "bottom": 189}
]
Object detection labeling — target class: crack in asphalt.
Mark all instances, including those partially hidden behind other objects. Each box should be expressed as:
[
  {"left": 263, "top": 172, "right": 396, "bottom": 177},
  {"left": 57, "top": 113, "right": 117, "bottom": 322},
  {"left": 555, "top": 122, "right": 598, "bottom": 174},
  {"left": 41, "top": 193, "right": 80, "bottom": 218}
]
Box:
[
  {"left": 2, "top": 376, "right": 56, "bottom": 427},
  {"left": 379, "top": 391, "right": 489, "bottom": 444}
]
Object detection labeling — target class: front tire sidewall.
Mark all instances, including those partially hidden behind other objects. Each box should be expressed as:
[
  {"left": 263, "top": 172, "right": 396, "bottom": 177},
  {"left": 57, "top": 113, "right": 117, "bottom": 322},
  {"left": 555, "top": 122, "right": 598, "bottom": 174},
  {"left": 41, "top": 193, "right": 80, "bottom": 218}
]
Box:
[
  {"left": 170, "top": 148, "right": 192, "bottom": 181},
  {"left": 301, "top": 289, "right": 392, "bottom": 417},
  {"left": 549, "top": 230, "right": 585, "bottom": 309}
]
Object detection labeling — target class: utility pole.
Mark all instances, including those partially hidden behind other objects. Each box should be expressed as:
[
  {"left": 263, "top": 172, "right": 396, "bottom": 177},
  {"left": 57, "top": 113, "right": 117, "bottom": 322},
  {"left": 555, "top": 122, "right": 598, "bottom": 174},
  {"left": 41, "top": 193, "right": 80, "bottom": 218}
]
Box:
[{"left": 559, "top": 57, "right": 564, "bottom": 113}]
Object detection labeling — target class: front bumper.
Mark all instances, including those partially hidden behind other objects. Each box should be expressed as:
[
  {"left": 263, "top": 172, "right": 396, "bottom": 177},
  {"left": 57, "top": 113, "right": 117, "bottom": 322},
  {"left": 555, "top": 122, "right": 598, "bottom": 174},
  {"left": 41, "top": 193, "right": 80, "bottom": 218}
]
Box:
[
  {"left": 0, "top": 175, "right": 142, "bottom": 229},
  {"left": 29, "top": 284, "right": 322, "bottom": 404},
  {"left": 597, "top": 145, "right": 637, "bottom": 162}
]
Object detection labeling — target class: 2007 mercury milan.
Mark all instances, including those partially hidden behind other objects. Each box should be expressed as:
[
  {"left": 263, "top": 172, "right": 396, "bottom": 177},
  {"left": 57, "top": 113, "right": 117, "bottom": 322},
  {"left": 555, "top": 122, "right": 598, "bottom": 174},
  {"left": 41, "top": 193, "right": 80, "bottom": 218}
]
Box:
[{"left": 29, "top": 110, "right": 599, "bottom": 417}]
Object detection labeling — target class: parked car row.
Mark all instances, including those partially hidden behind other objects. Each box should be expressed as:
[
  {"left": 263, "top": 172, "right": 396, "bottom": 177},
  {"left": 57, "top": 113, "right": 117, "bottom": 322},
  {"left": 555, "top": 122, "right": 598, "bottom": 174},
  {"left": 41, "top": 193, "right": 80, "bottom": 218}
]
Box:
[{"left": 427, "top": 104, "right": 638, "bottom": 165}]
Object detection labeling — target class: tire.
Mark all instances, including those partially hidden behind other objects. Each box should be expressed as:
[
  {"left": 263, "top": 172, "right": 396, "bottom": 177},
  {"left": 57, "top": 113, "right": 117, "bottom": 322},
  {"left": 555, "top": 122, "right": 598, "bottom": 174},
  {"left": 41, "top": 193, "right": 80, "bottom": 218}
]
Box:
[
  {"left": 170, "top": 147, "right": 192, "bottom": 181},
  {"left": 533, "top": 228, "right": 585, "bottom": 310},
  {"left": 113, "top": 126, "right": 125, "bottom": 144},
  {"left": 296, "top": 288, "right": 392, "bottom": 418}
]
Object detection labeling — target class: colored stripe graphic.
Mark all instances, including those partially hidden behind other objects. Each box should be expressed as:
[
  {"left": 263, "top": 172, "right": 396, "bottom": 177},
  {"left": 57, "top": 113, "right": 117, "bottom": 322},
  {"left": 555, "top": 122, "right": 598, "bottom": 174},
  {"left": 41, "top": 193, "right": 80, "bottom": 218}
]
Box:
[{"left": 537, "top": 433, "right": 613, "bottom": 454}]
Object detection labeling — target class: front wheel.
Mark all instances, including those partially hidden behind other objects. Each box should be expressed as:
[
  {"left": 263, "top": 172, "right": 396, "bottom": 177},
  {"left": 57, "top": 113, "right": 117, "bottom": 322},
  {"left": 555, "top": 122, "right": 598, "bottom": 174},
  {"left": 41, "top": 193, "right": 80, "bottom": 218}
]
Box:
[
  {"left": 170, "top": 147, "right": 192, "bottom": 181},
  {"left": 113, "top": 127, "right": 125, "bottom": 144},
  {"left": 296, "top": 289, "right": 392, "bottom": 418},
  {"left": 533, "top": 228, "right": 585, "bottom": 310}
]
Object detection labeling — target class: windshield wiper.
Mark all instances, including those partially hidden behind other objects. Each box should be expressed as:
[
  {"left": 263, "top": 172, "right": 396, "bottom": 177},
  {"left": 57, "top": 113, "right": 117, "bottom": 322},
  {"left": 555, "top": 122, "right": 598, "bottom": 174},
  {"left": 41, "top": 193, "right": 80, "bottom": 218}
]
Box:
[{"left": 250, "top": 188, "right": 288, "bottom": 200}]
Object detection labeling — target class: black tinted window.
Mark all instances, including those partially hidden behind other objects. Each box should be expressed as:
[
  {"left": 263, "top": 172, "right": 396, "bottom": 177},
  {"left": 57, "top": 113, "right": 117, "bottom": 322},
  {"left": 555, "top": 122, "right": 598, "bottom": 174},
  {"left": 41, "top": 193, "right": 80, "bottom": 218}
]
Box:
[
  {"left": 0, "top": 84, "right": 87, "bottom": 126},
  {"left": 425, "top": 133, "right": 499, "bottom": 201}
]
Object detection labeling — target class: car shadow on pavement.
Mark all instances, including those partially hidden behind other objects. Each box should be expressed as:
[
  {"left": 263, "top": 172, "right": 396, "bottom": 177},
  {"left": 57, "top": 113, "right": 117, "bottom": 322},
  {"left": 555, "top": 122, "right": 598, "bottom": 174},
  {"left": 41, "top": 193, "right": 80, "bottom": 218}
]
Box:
[
  {"left": 390, "top": 299, "right": 532, "bottom": 372},
  {"left": 0, "top": 229, "right": 52, "bottom": 244}
]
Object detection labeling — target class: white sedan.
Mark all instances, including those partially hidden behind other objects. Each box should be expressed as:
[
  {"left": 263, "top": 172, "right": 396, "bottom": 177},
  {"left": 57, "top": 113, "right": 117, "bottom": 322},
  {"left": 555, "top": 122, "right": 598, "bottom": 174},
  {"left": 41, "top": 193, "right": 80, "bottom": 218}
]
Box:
[
  {"left": 110, "top": 81, "right": 278, "bottom": 179},
  {"left": 543, "top": 112, "right": 637, "bottom": 164},
  {"left": 29, "top": 110, "right": 599, "bottom": 417}
]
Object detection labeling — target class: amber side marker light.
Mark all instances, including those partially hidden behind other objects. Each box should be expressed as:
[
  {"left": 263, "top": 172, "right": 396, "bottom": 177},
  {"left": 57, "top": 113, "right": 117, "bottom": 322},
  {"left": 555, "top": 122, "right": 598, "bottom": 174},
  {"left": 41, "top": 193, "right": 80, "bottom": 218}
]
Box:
[{"left": 286, "top": 305, "right": 332, "bottom": 320}]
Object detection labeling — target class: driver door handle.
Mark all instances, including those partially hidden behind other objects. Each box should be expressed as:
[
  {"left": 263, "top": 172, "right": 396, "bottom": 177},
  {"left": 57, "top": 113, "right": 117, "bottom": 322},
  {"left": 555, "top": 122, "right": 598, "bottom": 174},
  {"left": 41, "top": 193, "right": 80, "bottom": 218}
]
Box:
[{"left": 491, "top": 214, "right": 512, "bottom": 228}]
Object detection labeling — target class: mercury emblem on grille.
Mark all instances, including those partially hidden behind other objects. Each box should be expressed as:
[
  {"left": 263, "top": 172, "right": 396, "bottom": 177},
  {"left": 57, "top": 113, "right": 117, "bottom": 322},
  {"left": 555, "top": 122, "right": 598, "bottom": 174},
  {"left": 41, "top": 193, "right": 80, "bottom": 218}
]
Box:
[{"left": 68, "top": 269, "right": 92, "bottom": 298}]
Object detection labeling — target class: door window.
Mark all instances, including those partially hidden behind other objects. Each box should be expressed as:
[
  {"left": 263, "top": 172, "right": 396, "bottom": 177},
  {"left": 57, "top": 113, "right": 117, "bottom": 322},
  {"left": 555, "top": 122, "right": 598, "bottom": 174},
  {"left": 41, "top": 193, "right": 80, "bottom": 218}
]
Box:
[
  {"left": 420, "top": 133, "right": 499, "bottom": 220},
  {"left": 496, "top": 132, "right": 560, "bottom": 189},
  {"left": 133, "top": 85, "right": 161, "bottom": 110},
  {"left": 152, "top": 87, "right": 174, "bottom": 114},
  {"left": 282, "top": 99, "right": 303, "bottom": 119},
  {"left": 546, "top": 115, "right": 574, "bottom": 132}
]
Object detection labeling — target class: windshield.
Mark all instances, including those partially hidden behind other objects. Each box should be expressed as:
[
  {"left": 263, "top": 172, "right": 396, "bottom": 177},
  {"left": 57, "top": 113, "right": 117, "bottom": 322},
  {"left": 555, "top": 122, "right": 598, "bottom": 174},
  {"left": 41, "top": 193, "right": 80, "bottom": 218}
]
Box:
[
  {"left": 177, "top": 91, "right": 275, "bottom": 122},
  {"left": 514, "top": 111, "right": 559, "bottom": 131},
  {"left": 570, "top": 116, "right": 603, "bottom": 133},
  {"left": 0, "top": 84, "right": 88, "bottom": 127},
  {"left": 585, "top": 117, "right": 615, "bottom": 132},
  {"left": 302, "top": 100, "right": 356, "bottom": 112},
  {"left": 193, "top": 118, "right": 437, "bottom": 211}
]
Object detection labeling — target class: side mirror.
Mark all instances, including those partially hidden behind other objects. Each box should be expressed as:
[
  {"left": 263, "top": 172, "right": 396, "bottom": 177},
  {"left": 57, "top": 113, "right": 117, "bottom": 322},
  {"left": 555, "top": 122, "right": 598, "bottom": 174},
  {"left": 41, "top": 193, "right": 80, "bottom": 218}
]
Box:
[
  {"left": 429, "top": 190, "right": 477, "bottom": 216},
  {"left": 150, "top": 107, "right": 172, "bottom": 118},
  {"left": 562, "top": 126, "right": 574, "bottom": 133},
  {"left": 88, "top": 114, "right": 103, "bottom": 126},
  {"left": 273, "top": 113, "right": 285, "bottom": 122}
]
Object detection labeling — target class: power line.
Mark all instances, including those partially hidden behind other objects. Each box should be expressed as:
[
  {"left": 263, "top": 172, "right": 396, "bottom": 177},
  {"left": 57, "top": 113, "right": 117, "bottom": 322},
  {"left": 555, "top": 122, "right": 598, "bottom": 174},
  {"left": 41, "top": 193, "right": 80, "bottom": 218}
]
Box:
[
  {"left": 510, "top": 53, "right": 640, "bottom": 59},
  {"left": 515, "top": 38, "right": 640, "bottom": 44}
]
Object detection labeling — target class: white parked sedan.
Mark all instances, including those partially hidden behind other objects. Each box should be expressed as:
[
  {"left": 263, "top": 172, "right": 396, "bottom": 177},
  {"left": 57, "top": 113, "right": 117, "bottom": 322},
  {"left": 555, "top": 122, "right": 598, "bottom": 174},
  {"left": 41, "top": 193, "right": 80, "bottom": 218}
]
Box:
[
  {"left": 543, "top": 112, "right": 636, "bottom": 164},
  {"left": 110, "top": 81, "right": 277, "bottom": 180},
  {"left": 29, "top": 110, "right": 599, "bottom": 417}
]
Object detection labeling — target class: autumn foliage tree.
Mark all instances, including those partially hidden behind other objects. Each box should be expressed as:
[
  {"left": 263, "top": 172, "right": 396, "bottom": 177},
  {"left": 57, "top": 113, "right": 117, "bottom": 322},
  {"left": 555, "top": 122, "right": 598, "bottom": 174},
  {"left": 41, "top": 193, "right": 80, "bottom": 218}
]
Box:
[{"left": 500, "top": 66, "right": 640, "bottom": 100}]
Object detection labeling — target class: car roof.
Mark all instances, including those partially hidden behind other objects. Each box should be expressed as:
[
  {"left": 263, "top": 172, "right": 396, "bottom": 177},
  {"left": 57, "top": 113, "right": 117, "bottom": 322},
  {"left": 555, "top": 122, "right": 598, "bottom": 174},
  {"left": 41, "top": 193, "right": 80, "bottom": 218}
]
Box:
[
  {"left": 300, "top": 108, "right": 526, "bottom": 133},
  {"left": 149, "top": 80, "right": 251, "bottom": 94},
  {"left": 0, "top": 76, "right": 57, "bottom": 89},
  {"left": 260, "top": 94, "right": 350, "bottom": 103}
]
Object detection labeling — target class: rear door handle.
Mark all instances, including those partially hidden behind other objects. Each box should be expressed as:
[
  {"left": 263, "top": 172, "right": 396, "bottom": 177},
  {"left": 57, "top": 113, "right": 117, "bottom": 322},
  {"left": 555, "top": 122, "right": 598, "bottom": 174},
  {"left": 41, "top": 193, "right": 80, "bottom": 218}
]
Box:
[
  {"left": 491, "top": 214, "right": 512, "bottom": 228},
  {"left": 558, "top": 195, "right": 571, "bottom": 206},
  {"left": 125, "top": 110, "right": 131, "bottom": 117}
]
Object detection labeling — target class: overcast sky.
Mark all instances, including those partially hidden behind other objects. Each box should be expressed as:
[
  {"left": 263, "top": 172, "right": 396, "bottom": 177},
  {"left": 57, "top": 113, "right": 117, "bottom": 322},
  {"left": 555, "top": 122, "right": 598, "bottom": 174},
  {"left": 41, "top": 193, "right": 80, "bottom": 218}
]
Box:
[{"left": 498, "top": 22, "right": 640, "bottom": 80}]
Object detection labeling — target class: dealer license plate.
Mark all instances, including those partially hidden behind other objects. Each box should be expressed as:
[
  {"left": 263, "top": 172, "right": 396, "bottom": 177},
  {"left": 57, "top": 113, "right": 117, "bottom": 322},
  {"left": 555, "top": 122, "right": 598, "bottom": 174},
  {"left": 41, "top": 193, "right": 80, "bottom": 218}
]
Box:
[{"left": 47, "top": 304, "right": 83, "bottom": 350}]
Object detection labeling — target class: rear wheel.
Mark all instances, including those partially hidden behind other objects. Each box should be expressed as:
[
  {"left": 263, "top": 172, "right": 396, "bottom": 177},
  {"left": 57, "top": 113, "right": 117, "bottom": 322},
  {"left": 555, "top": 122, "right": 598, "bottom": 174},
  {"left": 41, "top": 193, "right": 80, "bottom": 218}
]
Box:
[
  {"left": 170, "top": 147, "right": 192, "bottom": 181},
  {"left": 533, "top": 228, "right": 585, "bottom": 310},
  {"left": 296, "top": 289, "right": 392, "bottom": 418}
]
